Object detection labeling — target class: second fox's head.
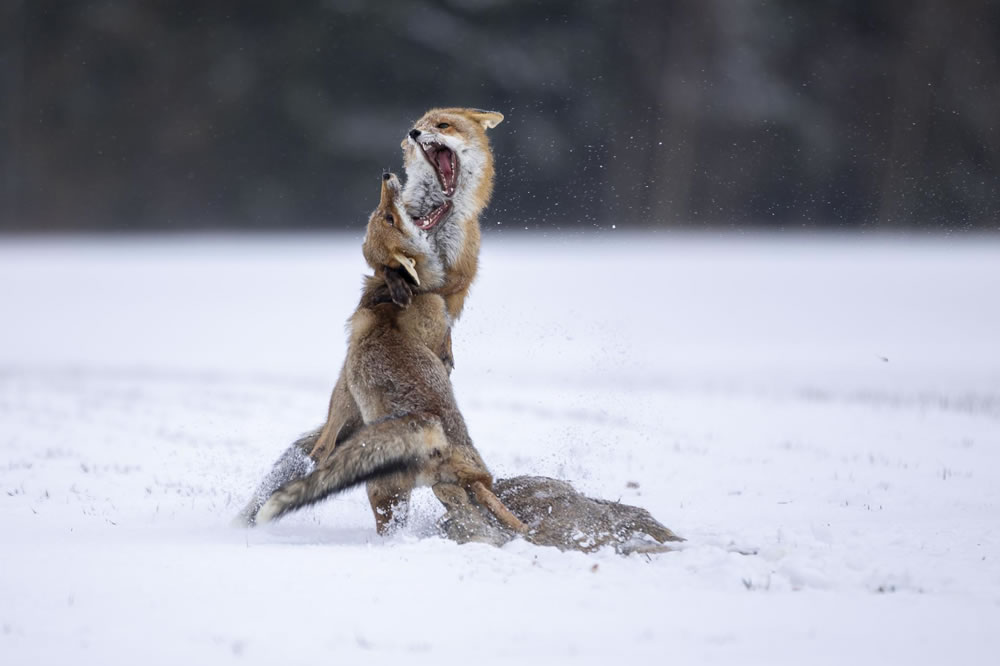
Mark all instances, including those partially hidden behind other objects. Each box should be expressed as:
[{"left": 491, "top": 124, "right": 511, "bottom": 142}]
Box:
[
  {"left": 363, "top": 173, "right": 444, "bottom": 290},
  {"left": 401, "top": 108, "right": 504, "bottom": 230}
]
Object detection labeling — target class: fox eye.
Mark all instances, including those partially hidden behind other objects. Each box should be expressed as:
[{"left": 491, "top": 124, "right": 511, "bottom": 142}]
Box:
[
  {"left": 436, "top": 122, "right": 450, "bottom": 130},
  {"left": 384, "top": 212, "right": 395, "bottom": 226}
]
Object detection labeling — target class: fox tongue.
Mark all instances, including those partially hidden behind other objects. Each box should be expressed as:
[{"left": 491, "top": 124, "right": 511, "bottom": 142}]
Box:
[{"left": 434, "top": 149, "right": 455, "bottom": 195}]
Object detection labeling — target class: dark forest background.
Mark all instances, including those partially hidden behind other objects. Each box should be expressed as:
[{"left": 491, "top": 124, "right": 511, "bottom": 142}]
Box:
[{"left": 1, "top": 0, "right": 997, "bottom": 233}]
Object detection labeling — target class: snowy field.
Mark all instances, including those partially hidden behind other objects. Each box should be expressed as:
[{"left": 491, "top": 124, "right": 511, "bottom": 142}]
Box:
[{"left": 1, "top": 232, "right": 998, "bottom": 665}]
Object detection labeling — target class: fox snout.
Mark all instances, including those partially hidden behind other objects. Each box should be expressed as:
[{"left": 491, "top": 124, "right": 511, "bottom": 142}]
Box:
[
  {"left": 409, "top": 129, "right": 421, "bottom": 140},
  {"left": 380, "top": 172, "right": 402, "bottom": 196}
]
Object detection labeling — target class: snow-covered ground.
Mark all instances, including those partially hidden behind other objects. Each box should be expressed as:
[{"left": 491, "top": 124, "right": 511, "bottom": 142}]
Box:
[{"left": 1, "top": 232, "right": 998, "bottom": 664}]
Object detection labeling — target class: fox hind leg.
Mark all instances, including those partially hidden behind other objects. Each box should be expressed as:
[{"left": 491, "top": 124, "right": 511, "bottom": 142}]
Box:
[{"left": 367, "top": 473, "right": 416, "bottom": 535}]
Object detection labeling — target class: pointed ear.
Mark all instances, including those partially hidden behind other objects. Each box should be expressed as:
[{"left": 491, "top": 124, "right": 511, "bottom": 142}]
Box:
[{"left": 467, "top": 109, "right": 504, "bottom": 130}]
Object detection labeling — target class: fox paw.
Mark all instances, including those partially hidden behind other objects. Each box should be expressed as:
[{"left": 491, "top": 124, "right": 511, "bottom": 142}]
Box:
[{"left": 384, "top": 266, "right": 413, "bottom": 307}]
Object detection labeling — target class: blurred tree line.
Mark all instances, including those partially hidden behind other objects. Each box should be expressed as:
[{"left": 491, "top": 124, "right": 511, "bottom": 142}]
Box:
[{"left": 1, "top": 0, "right": 997, "bottom": 232}]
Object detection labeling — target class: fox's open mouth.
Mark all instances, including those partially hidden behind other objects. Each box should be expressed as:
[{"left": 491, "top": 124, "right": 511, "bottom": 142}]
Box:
[
  {"left": 415, "top": 199, "right": 452, "bottom": 231},
  {"left": 419, "top": 142, "right": 458, "bottom": 197},
  {"left": 415, "top": 141, "right": 458, "bottom": 230}
]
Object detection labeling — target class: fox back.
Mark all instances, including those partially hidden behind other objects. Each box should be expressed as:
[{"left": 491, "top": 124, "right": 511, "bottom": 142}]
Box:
[{"left": 439, "top": 476, "right": 684, "bottom": 554}]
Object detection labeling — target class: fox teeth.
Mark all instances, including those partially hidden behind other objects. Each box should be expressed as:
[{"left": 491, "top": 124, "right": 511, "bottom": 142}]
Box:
[{"left": 393, "top": 253, "right": 420, "bottom": 285}]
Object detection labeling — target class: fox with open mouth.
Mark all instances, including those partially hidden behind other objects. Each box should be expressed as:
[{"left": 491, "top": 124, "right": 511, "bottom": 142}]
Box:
[
  {"left": 234, "top": 108, "right": 503, "bottom": 530},
  {"left": 400, "top": 107, "right": 503, "bottom": 320}
]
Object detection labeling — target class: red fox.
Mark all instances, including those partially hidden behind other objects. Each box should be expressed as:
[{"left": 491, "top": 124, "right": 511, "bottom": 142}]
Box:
[
  {"left": 235, "top": 108, "right": 504, "bottom": 528},
  {"left": 254, "top": 173, "right": 525, "bottom": 536}
]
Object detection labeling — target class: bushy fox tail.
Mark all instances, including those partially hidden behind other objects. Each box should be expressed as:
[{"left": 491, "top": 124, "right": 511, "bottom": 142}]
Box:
[
  {"left": 233, "top": 428, "right": 321, "bottom": 527},
  {"left": 255, "top": 413, "right": 447, "bottom": 525}
]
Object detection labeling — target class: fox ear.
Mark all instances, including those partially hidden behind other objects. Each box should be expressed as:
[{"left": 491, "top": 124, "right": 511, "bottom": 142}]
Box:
[{"left": 467, "top": 109, "right": 504, "bottom": 130}]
